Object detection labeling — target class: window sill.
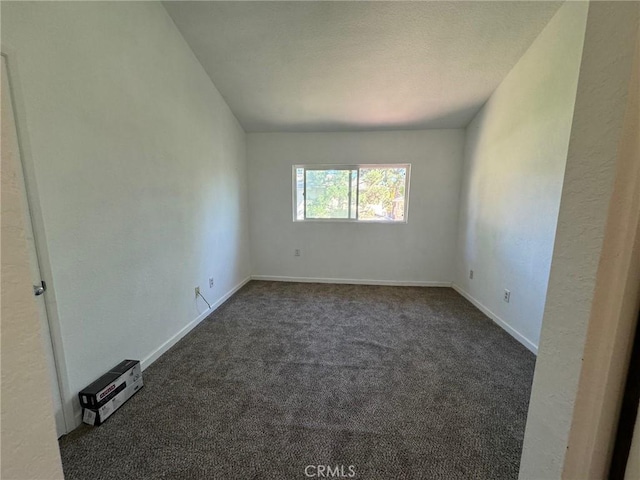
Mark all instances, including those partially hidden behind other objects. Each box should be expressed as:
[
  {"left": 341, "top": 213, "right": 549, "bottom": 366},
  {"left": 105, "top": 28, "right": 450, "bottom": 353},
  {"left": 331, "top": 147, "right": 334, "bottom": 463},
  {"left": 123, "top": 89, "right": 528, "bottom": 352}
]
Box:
[{"left": 293, "top": 219, "right": 408, "bottom": 224}]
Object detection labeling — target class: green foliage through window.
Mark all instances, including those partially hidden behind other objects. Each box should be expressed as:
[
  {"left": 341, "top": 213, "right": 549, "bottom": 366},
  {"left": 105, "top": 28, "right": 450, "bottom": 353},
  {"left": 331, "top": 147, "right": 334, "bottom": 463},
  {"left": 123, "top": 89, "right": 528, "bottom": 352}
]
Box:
[{"left": 294, "top": 165, "right": 409, "bottom": 222}]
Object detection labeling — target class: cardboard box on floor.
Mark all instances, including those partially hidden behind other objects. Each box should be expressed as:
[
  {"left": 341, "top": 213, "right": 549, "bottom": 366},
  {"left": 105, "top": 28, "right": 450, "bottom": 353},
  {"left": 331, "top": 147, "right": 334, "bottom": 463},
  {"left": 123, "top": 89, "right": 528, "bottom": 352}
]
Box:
[{"left": 79, "top": 360, "right": 144, "bottom": 426}]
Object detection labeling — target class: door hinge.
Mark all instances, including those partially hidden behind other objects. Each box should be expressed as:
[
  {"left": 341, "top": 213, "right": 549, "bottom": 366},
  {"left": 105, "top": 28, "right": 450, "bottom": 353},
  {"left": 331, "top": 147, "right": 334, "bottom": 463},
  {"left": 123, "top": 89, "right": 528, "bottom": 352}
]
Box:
[{"left": 33, "top": 280, "right": 46, "bottom": 296}]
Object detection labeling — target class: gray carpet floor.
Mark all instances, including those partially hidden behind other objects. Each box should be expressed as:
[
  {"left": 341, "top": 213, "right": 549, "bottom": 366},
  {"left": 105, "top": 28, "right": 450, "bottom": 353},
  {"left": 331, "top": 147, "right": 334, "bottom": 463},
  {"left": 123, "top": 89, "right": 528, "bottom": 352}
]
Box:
[{"left": 60, "top": 281, "right": 536, "bottom": 480}]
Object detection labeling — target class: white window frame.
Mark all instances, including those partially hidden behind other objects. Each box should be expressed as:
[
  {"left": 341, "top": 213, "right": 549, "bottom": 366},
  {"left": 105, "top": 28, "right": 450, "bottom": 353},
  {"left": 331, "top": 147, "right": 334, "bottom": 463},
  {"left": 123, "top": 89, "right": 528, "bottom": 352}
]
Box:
[{"left": 292, "top": 163, "right": 411, "bottom": 223}]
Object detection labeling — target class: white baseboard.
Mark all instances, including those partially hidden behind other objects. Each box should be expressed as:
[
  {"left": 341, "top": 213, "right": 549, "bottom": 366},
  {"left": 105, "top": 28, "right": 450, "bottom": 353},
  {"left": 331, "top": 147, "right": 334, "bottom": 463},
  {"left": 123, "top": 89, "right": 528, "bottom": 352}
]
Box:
[
  {"left": 451, "top": 283, "right": 538, "bottom": 355},
  {"left": 70, "top": 276, "right": 251, "bottom": 429},
  {"left": 69, "top": 277, "right": 532, "bottom": 429},
  {"left": 251, "top": 275, "right": 451, "bottom": 287},
  {"left": 140, "top": 276, "right": 251, "bottom": 371},
  {"left": 73, "top": 410, "right": 82, "bottom": 429}
]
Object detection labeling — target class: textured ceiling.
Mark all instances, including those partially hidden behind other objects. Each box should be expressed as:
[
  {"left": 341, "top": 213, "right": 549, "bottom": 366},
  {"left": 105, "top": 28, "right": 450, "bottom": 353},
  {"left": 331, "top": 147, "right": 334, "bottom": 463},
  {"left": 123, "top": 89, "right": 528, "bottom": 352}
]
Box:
[{"left": 164, "top": 1, "right": 562, "bottom": 132}]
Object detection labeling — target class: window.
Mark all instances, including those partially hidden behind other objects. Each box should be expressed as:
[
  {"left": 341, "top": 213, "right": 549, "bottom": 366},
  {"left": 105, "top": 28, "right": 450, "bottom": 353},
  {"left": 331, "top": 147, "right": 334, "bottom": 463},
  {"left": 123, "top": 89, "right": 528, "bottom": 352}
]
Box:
[{"left": 294, "top": 164, "right": 410, "bottom": 222}]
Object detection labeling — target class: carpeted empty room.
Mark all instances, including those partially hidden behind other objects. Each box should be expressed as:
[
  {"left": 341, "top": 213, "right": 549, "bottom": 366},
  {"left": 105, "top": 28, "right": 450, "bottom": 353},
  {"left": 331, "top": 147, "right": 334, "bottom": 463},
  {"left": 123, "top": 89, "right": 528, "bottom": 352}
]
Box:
[
  {"left": 10, "top": 1, "right": 640, "bottom": 479},
  {"left": 60, "top": 282, "right": 535, "bottom": 479}
]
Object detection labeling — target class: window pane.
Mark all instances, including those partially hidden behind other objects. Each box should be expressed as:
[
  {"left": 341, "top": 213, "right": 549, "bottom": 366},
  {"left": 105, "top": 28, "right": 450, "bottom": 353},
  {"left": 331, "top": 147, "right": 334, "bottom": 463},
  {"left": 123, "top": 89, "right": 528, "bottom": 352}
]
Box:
[
  {"left": 305, "top": 169, "right": 351, "bottom": 219},
  {"left": 357, "top": 167, "right": 407, "bottom": 221},
  {"left": 350, "top": 169, "right": 358, "bottom": 219},
  {"left": 296, "top": 168, "right": 304, "bottom": 220}
]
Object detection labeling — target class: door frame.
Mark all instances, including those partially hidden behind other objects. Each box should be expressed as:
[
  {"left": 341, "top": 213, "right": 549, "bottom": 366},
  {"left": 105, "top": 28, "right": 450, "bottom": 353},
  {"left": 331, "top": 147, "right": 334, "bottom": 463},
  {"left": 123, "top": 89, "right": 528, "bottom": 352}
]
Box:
[{"left": 1, "top": 49, "right": 75, "bottom": 434}]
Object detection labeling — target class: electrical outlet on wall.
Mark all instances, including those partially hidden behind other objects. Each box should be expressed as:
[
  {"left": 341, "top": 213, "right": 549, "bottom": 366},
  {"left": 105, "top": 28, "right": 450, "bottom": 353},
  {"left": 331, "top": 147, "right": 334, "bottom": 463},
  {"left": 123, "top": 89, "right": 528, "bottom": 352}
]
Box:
[
  {"left": 294, "top": 249, "right": 301, "bottom": 257},
  {"left": 209, "top": 277, "right": 214, "bottom": 288},
  {"left": 194, "top": 286, "right": 200, "bottom": 298},
  {"left": 469, "top": 270, "right": 474, "bottom": 280},
  {"left": 504, "top": 289, "right": 511, "bottom": 303}
]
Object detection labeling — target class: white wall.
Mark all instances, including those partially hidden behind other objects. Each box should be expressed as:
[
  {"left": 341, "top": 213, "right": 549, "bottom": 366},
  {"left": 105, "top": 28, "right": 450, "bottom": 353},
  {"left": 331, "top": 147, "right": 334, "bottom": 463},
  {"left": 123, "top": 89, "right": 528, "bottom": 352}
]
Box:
[
  {"left": 1, "top": 56, "right": 64, "bottom": 480},
  {"left": 453, "top": 2, "right": 589, "bottom": 352},
  {"left": 247, "top": 131, "right": 465, "bottom": 285},
  {"left": 520, "top": 2, "right": 640, "bottom": 478},
  {"left": 1, "top": 2, "right": 250, "bottom": 426},
  {"left": 560, "top": 27, "right": 640, "bottom": 478}
]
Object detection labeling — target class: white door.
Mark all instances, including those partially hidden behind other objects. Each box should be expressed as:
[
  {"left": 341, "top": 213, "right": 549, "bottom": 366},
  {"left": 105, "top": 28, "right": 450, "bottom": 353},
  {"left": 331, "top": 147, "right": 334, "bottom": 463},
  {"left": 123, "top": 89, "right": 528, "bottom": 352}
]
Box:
[{"left": 1, "top": 55, "right": 66, "bottom": 437}]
